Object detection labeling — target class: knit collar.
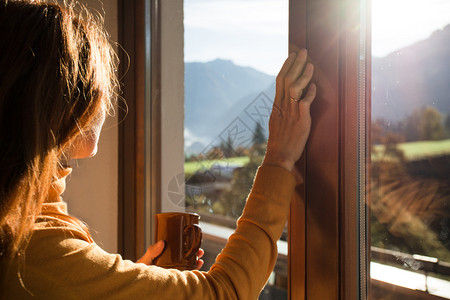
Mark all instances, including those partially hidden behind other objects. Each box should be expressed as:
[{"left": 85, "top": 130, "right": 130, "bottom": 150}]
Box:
[{"left": 46, "top": 167, "right": 72, "bottom": 203}]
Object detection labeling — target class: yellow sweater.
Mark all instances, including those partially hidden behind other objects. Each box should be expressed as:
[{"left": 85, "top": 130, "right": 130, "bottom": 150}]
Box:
[{"left": 3, "top": 165, "right": 295, "bottom": 299}]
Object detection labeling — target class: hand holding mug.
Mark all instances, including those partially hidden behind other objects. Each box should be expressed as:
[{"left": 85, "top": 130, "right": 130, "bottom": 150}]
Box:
[
  {"left": 152, "top": 212, "right": 203, "bottom": 271},
  {"left": 137, "top": 240, "right": 204, "bottom": 270}
]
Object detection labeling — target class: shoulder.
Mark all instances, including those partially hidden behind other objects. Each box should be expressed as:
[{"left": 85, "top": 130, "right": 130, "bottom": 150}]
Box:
[{"left": 29, "top": 219, "right": 96, "bottom": 262}]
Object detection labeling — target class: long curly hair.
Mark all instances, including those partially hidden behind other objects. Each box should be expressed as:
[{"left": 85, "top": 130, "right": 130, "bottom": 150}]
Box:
[{"left": 0, "top": 0, "right": 118, "bottom": 274}]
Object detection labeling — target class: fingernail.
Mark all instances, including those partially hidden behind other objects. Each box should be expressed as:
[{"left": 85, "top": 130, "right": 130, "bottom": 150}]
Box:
[
  {"left": 307, "top": 63, "right": 313, "bottom": 71},
  {"left": 289, "top": 52, "right": 297, "bottom": 58},
  {"left": 300, "top": 48, "right": 307, "bottom": 57},
  {"left": 157, "top": 240, "right": 165, "bottom": 249}
]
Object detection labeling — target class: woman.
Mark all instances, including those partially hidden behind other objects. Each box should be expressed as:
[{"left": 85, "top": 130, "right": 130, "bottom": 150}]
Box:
[{"left": 0, "top": 0, "right": 316, "bottom": 299}]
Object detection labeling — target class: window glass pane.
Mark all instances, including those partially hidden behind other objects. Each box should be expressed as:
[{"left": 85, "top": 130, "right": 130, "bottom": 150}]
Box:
[
  {"left": 370, "top": 1, "right": 450, "bottom": 298},
  {"left": 183, "top": 0, "right": 288, "bottom": 298}
]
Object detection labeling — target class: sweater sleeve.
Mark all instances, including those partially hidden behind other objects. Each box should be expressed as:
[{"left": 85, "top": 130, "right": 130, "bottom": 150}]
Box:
[{"left": 10, "top": 165, "right": 296, "bottom": 300}]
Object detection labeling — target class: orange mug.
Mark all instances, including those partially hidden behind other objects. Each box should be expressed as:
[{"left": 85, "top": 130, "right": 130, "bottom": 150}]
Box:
[{"left": 153, "top": 212, "right": 202, "bottom": 270}]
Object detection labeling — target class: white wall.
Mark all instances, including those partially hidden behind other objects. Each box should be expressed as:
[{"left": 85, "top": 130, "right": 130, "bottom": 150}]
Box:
[
  {"left": 160, "top": 0, "right": 185, "bottom": 213},
  {"left": 63, "top": 0, "right": 118, "bottom": 253}
]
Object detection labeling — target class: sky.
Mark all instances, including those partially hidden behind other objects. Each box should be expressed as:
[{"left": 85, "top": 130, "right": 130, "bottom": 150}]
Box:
[
  {"left": 184, "top": 0, "right": 450, "bottom": 74},
  {"left": 184, "top": 0, "right": 288, "bottom": 75},
  {"left": 372, "top": 0, "right": 450, "bottom": 57}
]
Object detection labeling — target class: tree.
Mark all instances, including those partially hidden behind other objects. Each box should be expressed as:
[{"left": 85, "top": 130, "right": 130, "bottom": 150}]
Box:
[
  {"left": 445, "top": 113, "right": 450, "bottom": 138},
  {"left": 419, "top": 107, "right": 444, "bottom": 140},
  {"left": 217, "top": 141, "right": 264, "bottom": 218},
  {"left": 404, "top": 106, "right": 444, "bottom": 141},
  {"left": 219, "top": 136, "right": 234, "bottom": 158},
  {"left": 252, "top": 122, "right": 266, "bottom": 146},
  {"left": 371, "top": 118, "right": 388, "bottom": 145},
  {"left": 405, "top": 109, "right": 421, "bottom": 141}
]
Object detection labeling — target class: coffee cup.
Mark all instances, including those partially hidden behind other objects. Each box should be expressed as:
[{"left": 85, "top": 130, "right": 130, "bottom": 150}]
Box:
[{"left": 153, "top": 212, "right": 202, "bottom": 270}]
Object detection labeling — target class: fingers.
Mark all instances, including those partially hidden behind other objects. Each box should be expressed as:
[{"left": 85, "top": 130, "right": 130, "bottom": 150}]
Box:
[
  {"left": 138, "top": 243, "right": 205, "bottom": 269},
  {"left": 148, "top": 240, "right": 165, "bottom": 260},
  {"left": 289, "top": 63, "right": 314, "bottom": 101},
  {"left": 196, "top": 248, "right": 205, "bottom": 270},
  {"left": 274, "top": 49, "right": 314, "bottom": 113},
  {"left": 196, "top": 258, "right": 204, "bottom": 270},
  {"left": 284, "top": 49, "right": 308, "bottom": 101},
  {"left": 302, "top": 83, "right": 317, "bottom": 105},
  {"left": 136, "top": 240, "right": 165, "bottom": 265},
  {"left": 197, "top": 248, "right": 204, "bottom": 259},
  {"left": 274, "top": 52, "right": 298, "bottom": 107},
  {"left": 196, "top": 260, "right": 204, "bottom": 270},
  {"left": 292, "top": 83, "right": 316, "bottom": 119}
]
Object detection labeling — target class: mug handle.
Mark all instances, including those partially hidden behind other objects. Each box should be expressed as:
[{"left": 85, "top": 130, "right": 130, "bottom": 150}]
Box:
[{"left": 183, "top": 224, "right": 202, "bottom": 259}]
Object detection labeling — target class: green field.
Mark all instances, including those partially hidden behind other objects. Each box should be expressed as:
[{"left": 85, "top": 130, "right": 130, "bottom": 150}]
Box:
[
  {"left": 185, "top": 139, "right": 450, "bottom": 174},
  {"left": 184, "top": 156, "right": 250, "bottom": 176},
  {"left": 372, "top": 139, "right": 450, "bottom": 161}
]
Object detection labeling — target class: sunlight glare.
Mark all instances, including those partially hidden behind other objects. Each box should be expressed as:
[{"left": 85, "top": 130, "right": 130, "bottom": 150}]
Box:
[{"left": 372, "top": 0, "right": 450, "bottom": 57}]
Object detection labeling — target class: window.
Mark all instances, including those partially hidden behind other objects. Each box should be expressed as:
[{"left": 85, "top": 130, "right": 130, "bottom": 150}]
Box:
[
  {"left": 183, "top": 0, "right": 288, "bottom": 220},
  {"left": 182, "top": 1, "right": 289, "bottom": 297},
  {"left": 369, "top": 1, "right": 450, "bottom": 298},
  {"left": 118, "top": 0, "right": 450, "bottom": 299},
  {"left": 118, "top": 0, "right": 361, "bottom": 298}
]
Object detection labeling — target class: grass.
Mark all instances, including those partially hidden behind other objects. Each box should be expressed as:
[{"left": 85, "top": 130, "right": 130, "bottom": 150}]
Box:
[
  {"left": 185, "top": 139, "right": 450, "bottom": 174},
  {"left": 372, "top": 138, "right": 450, "bottom": 161},
  {"left": 184, "top": 156, "right": 250, "bottom": 176}
]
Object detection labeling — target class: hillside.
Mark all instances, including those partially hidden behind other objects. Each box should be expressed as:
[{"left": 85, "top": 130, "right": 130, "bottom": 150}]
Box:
[
  {"left": 185, "top": 59, "right": 275, "bottom": 152},
  {"left": 372, "top": 24, "right": 450, "bottom": 121},
  {"left": 185, "top": 25, "right": 450, "bottom": 153}
]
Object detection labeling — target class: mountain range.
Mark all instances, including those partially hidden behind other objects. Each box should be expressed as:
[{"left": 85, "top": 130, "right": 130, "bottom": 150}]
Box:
[
  {"left": 185, "top": 59, "right": 275, "bottom": 154},
  {"left": 372, "top": 24, "right": 450, "bottom": 121},
  {"left": 185, "top": 25, "right": 450, "bottom": 153}
]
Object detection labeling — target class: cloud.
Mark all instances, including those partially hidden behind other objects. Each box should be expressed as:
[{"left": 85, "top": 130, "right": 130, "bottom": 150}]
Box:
[{"left": 184, "top": 128, "right": 208, "bottom": 148}]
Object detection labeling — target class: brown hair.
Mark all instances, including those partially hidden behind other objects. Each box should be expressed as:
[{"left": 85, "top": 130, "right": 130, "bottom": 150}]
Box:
[{"left": 0, "top": 0, "right": 118, "bottom": 273}]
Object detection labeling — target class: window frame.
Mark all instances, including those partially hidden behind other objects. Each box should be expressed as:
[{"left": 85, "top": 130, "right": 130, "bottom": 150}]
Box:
[
  {"left": 118, "top": 0, "right": 369, "bottom": 298},
  {"left": 288, "top": 0, "right": 368, "bottom": 299},
  {"left": 118, "top": 0, "right": 149, "bottom": 261}
]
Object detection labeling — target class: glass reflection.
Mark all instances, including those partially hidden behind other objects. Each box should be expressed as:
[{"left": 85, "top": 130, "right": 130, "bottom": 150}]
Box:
[{"left": 370, "top": 1, "right": 450, "bottom": 299}]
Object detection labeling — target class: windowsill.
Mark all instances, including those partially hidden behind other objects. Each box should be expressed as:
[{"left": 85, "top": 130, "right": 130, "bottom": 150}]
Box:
[
  {"left": 200, "top": 220, "right": 287, "bottom": 277},
  {"left": 371, "top": 262, "right": 450, "bottom": 299},
  {"left": 200, "top": 221, "right": 288, "bottom": 257}
]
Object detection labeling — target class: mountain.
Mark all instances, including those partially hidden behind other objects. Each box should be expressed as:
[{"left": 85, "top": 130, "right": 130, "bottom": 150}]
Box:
[
  {"left": 372, "top": 24, "right": 450, "bottom": 121},
  {"left": 185, "top": 59, "right": 275, "bottom": 152},
  {"left": 185, "top": 26, "right": 450, "bottom": 154}
]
